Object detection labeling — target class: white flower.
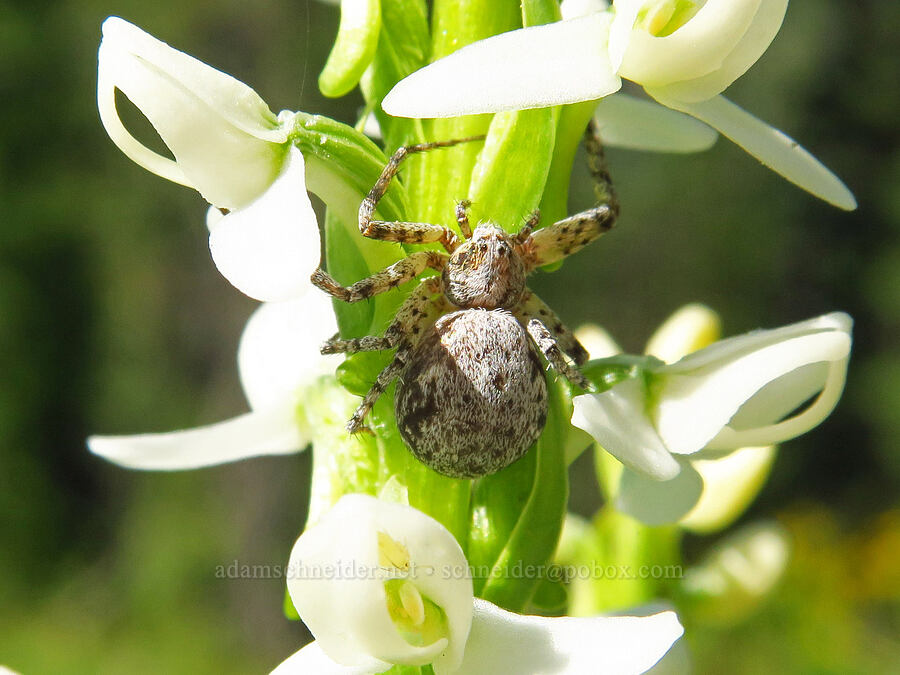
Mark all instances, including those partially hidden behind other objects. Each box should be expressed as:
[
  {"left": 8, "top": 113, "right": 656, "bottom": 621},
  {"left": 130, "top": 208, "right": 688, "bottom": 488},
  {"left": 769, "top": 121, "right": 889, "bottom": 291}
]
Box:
[
  {"left": 572, "top": 310, "right": 852, "bottom": 524},
  {"left": 382, "top": 1, "right": 855, "bottom": 209},
  {"left": 87, "top": 293, "right": 339, "bottom": 470},
  {"left": 275, "top": 494, "right": 684, "bottom": 675},
  {"left": 98, "top": 17, "right": 320, "bottom": 301}
]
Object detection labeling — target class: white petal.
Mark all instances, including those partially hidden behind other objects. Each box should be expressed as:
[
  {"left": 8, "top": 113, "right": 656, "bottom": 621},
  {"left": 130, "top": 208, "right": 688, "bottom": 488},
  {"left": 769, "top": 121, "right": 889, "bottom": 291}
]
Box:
[
  {"left": 654, "top": 329, "right": 851, "bottom": 454},
  {"left": 651, "top": 0, "right": 788, "bottom": 102},
  {"left": 617, "top": 0, "right": 762, "bottom": 87},
  {"left": 286, "top": 495, "right": 473, "bottom": 672},
  {"left": 572, "top": 380, "right": 681, "bottom": 481},
  {"left": 87, "top": 402, "right": 304, "bottom": 470},
  {"left": 270, "top": 641, "right": 387, "bottom": 675},
  {"left": 456, "top": 599, "right": 683, "bottom": 674},
  {"left": 680, "top": 445, "right": 776, "bottom": 533},
  {"left": 98, "top": 17, "right": 288, "bottom": 209},
  {"left": 208, "top": 146, "right": 321, "bottom": 301},
  {"left": 594, "top": 94, "right": 718, "bottom": 153},
  {"left": 654, "top": 95, "right": 857, "bottom": 210},
  {"left": 237, "top": 295, "right": 340, "bottom": 410},
  {"left": 707, "top": 356, "right": 848, "bottom": 449},
  {"left": 664, "top": 312, "right": 852, "bottom": 374},
  {"left": 615, "top": 459, "right": 703, "bottom": 525},
  {"left": 644, "top": 303, "right": 721, "bottom": 362},
  {"left": 561, "top": 0, "right": 610, "bottom": 20},
  {"left": 101, "top": 18, "right": 286, "bottom": 140},
  {"left": 382, "top": 13, "right": 621, "bottom": 118}
]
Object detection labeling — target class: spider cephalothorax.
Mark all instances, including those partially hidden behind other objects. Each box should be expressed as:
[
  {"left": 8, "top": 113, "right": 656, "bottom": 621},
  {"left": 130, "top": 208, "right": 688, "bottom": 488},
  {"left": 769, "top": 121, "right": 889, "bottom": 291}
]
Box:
[
  {"left": 442, "top": 223, "right": 526, "bottom": 309},
  {"left": 311, "top": 128, "right": 618, "bottom": 478}
]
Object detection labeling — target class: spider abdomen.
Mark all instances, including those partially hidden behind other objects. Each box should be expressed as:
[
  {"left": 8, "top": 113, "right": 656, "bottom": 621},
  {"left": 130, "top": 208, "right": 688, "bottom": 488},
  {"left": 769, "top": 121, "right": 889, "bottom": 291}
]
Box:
[{"left": 396, "top": 308, "right": 547, "bottom": 478}]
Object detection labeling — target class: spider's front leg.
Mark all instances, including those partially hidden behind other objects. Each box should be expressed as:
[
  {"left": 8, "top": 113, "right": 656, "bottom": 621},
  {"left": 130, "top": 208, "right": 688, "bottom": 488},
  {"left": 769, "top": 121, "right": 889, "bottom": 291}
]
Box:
[
  {"left": 514, "top": 290, "right": 589, "bottom": 365},
  {"left": 518, "top": 120, "right": 619, "bottom": 269},
  {"left": 360, "top": 137, "right": 484, "bottom": 252},
  {"left": 311, "top": 250, "right": 446, "bottom": 303},
  {"left": 525, "top": 318, "right": 593, "bottom": 391}
]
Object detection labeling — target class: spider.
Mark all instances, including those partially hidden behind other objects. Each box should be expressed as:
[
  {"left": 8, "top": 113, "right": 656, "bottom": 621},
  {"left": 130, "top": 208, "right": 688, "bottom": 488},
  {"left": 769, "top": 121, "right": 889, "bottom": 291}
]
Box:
[{"left": 311, "top": 123, "right": 618, "bottom": 478}]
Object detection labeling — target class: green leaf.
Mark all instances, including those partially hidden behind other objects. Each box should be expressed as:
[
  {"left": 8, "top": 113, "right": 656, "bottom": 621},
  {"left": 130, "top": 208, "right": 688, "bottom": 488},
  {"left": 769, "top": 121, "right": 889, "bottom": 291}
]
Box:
[
  {"left": 467, "top": 107, "right": 557, "bottom": 229},
  {"left": 530, "top": 576, "right": 568, "bottom": 614},
  {"left": 580, "top": 355, "right": 658, "bottom": 393},
  {"left": 361, "top": 0, "right": 431, "bottom": 150},
  {"left": 470, "top": 378, "right": 570, "bottom": 611},
  {"left": 521, "top": 0, "right": 562, "bottom": 27},
  {"left": 539, "top": 100, "right": 600, "bottom": 225},
  {"left": 319, "top": 0, "right": 382, "bottom": 98},
  {"left": 291, "top": 113, "right": 408, "bottom": 223}
]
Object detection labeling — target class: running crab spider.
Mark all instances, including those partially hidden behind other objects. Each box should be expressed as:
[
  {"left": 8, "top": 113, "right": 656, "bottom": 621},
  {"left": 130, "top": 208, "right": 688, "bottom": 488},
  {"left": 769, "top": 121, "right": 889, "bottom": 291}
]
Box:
[{"left": 311, "top": 125, "right": 618, "bottom": 478}]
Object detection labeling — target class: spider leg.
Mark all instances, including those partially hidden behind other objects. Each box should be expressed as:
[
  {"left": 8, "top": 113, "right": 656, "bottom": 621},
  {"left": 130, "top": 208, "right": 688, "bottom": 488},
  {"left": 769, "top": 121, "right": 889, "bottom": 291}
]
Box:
[
  {"left": 343, "top": 290, "right": 451, "bottom": 433},
  {"left": 519, "top": 120, "right": 619, "bottom": 269},
  {"left": 347, "top": 346, "right": 410, "bottom": 434},
  {"left": 360, "top": 137, "right": 485, "bottom": 252},
  {"left": 311, "top": 250, "right": 446, "bottom": 303},
  {"left": 514, "top": 290, "right": 589, "bottom": 365},
  {"left": 456, "top": 199, "right": 472, "bottom": 239},
  {"left": 323, "top": 277, "right": 444, "bottom": 354},
  {"left": 526, "top": 318, "right": 593, "bottom": 391}
]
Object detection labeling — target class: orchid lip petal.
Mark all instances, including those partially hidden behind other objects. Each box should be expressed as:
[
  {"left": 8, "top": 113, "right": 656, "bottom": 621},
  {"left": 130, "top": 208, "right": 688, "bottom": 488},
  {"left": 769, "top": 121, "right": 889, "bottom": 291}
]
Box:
[
  {"left": 87, "top": 402, "right": 304, "bottom": 471},
  {"left": 237, "top": 294, "right": 340, "bottom": 410},
  {"left": 571, "top": 381, "right": 681, "bottom": 481},
  {"left": 383, "top": 12, "right": 621, "bottom": 118},
  {"left": 208, "top": 146, "right": 321, "bottom": 302},
  {"left": 269, "top": 640, "right": 387, "bottom": 675},
  {"left": 653, "top": 94, "right": 857, "bottom": 210},
  {"left": 456, "top": 599, "right": 684, "bottom": 674},
  {"left": 615, "top": 459, "right": 704, "bottom": 525}
]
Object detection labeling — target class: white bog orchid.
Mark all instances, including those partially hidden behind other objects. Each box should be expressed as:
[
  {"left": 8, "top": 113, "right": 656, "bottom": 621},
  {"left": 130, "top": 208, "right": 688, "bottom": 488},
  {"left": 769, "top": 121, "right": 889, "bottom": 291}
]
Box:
[
  {"left": 88, "top": 293, "right": 340, "bottom": 470},
  {"left": 382, "top": 0, "right": 856, "bottom": 209},
  {"left": 275, "top": 494, "right": 684, "bottom": 675},
  {"left": 572, "top": 310, "right": 852, "bottom": 524},
  {"left": 98, "top": 17, "right": 320, "bottom": 301}
]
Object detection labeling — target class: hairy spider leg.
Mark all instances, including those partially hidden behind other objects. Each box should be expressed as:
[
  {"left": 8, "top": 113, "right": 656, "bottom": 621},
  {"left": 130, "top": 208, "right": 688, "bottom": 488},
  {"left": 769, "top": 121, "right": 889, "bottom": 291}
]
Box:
[
  {"left": 518, "top": 121, "right": 619, "bottom": 269},
  {"left": 359, "top": 136, "right": 486, "bottom": 253},
  {"left": 345, "top": 291, "right": 452, "bottom": 435},
  {"left": 525, "top": 318, "right": 593, "bottom": 391},
  {"left": 514, "top": 290, "right": 589, "bottom": 366},
  {"left": 311, "top": 250, "right": 446, "bottom": 303},
  {"left": 322, "top": 277, "right": 444, "bottom": 354},
  {"left": 455, "top": 199, "right": 472, "bottom": 239}
]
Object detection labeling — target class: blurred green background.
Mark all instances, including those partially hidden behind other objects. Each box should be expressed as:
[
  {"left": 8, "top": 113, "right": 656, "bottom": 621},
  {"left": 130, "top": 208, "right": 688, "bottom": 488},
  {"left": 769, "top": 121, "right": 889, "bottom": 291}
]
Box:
[{"left": 0, "top": 0, "right": 897, "bottom": 672}]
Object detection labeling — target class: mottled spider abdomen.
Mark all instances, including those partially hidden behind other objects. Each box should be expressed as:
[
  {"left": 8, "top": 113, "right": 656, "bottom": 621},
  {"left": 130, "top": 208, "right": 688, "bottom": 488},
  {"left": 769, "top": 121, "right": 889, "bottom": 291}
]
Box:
[{"left": 396, "top": 308, "right": 548, "bottom": 478}]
